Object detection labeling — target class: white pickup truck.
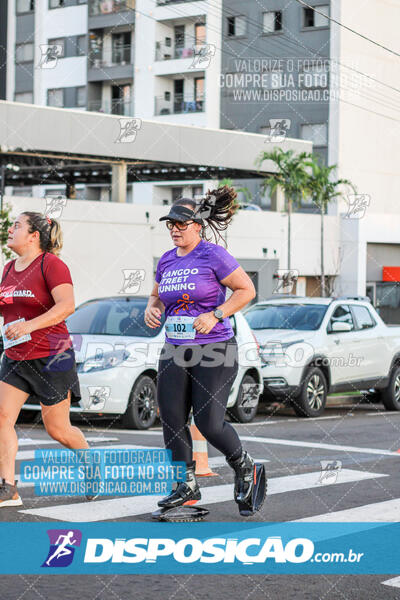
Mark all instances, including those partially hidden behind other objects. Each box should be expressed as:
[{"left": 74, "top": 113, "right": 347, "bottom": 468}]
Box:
[{"left": 244, "top": 296, "right": 400, "bottom": 417}]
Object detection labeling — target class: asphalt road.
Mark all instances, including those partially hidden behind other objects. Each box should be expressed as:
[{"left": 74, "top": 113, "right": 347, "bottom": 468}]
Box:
[{"left": 1, "top": 401, "right": 400, "bottom": 599}]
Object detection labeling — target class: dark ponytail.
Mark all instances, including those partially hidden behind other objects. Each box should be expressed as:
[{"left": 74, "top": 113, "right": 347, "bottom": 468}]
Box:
[
  {"left": 21, "top": 211, "right": 63, "bottom": 256},
  {"left": 172, "top": 185, "right": 239, "bottom": 246}
]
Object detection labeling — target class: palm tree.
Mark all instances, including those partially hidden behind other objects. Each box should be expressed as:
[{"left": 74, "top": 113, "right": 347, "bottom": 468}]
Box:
[
  {"left": 256, "top": 148, "right": 309, "bottom": 270},
  {"left": 217, "top": 177, "right": 252, "bottom": 204},
  {"left": 304, "top": 155, "right": 356, "bottom": 296}
]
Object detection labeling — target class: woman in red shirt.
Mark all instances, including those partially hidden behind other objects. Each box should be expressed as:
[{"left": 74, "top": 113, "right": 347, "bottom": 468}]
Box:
[{"left": 0, "top": 211, "right": 92, "bottom": 507}]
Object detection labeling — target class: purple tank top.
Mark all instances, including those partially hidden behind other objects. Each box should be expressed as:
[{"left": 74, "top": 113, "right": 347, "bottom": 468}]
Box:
[{"left": 155, "top": 239, "right": 240, "bottom": 345}]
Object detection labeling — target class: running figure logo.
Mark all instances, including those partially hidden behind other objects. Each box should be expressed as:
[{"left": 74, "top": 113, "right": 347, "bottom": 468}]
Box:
[
  {"left": 42, "top": 529, "right": 82, "bottom": 568},
  {"left": 318, "top": 460, "right": 342, "bottom": 485},
  {"left": 174, "top": 293, "right": 194, "bottom": 314},
  {"left": 115, "top": 118, "right": 142, "bottom": 143}
]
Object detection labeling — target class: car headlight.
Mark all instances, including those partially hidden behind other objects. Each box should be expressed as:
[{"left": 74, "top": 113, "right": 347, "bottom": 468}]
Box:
[
  {"left": 260, "top": 340, "right": 304, "bottom": 365},
  {"left": 78, "top": 349, "right": 130, "bottom": 373}
]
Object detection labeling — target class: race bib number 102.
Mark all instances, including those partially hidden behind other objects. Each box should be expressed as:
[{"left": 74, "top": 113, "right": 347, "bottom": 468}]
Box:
[{"left": 165, "top": 316, "right": 196, "bottom": 340}]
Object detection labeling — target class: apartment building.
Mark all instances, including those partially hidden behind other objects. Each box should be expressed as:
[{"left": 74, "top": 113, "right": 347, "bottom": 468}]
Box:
[
  {"left": 4, "top": 0, "right": 331, "bottom": 207},
  {"left": 2, "top": 0, "right": 400, "bottom": 311}
]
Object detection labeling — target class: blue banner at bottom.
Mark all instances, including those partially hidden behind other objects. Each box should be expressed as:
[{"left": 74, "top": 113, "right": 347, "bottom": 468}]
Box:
[{"left": 1, "top": 522, "right": 399, "bottom": 574}]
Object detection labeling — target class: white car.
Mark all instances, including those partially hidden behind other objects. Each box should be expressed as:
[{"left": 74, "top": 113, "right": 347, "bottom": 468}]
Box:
[
  {"left": 22, "top": 296, "right": 263, "bottom": 428},
  {"left": 244, "top": 296, "right": 400, "bottom": 417}
]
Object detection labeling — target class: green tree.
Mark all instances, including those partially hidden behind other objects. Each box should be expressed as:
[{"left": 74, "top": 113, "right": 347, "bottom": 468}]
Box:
[
  {"left": 256, "top": 148, "right": 309, "bottom": 270},
  {"left": 304, "top": 155, "right": 356, "bottom": 296},
  {"left": 0, "top": 200, "right": 14, "bottom": 262}
]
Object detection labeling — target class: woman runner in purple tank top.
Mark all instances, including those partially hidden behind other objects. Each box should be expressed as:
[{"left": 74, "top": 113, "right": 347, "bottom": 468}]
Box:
[{"left": 144, "top": 186, "right": 267, "bottom": 518}]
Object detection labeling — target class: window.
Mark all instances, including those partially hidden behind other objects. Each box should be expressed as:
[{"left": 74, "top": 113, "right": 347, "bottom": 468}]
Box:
[
  {"left": 76, "top": 35, "right": 86, "bottom": 56},
  {"left": 12, "top": 187, "right": 33, "bottom": 197},
  {"left": 227, "top": 15, "right": 246, "bottom": 37},
  {"left": 16, "top": 0, "right": 34, "bottom": 12},
  {"left": 263, "top": 11, "right": 282, "bottom": 33},
  {"left": 76, "top": 86, "right": 86, "bottom": 107},
  {"left": 245, "top": 303, "right": 328, "bottom": 331},
  {"left": 192, "top": 186, "right": 203, "bottom": 198},
  {"left": 48, "top": 38, "right": 65, "bottom": 58},
  {"left": 194, "top": 77, "right": 204, "bottom": 100},
  {"left": 47, "top": 88, "right": 64, "bottom": 107},
  {"left": 14, "top": 92, "right": 33, "bottom": 104},
  {"left": 303, "top": 5, "right": 329, "bottom": 28},
  {"left": 195, "top": 23, "right": 206, "bottom": 45},
  {"left": 351, "top": 305, "right": 375, "bottom": 329},
  {"left": 172, "top": 187, "right": 183, "bottom": 202},
  {"left": 16, "top": 43, "right": 34, "bottom": 63},
  {"left": 112, "top": 32, "right": 131, "bottom": 64},
  {"left": 300, "top": 123, "right": 328, "bottom": 146},
  {"left": 67, "top": 298, "right": 164, "bottom": 338},
  {"left": 49, "top": 0, "right": 65, "bottom": 8},
  {"left": 328, "top": 305, "right": 354, "bottom": 332},
  {"left": 174, "top": 25, "right": 185, "bottom": 48}
]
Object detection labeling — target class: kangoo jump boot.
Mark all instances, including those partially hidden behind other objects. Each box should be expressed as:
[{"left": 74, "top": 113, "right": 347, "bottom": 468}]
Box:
[
  {"left": 227, "top": 450, "right": 267, "bottom": 516},
  {"left": 157, "top": 461, "right": 201, "bottom": 509}
]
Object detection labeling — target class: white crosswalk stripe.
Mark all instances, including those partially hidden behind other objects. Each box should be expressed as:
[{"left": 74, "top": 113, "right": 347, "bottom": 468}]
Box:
[
  {"left": 16, "top": 443, "right": 268, "bottom": 488},
  {"left": 18, "top": 468, "right": 386, "bottom": 522},
  {"left": 295, "top": 498, "right": 400, "bottom": 522},
  {"left": 8, "top": 435, "right": 399, "bottom": 589},
  {"left": 382, "top": 576, "right": 400, "bottom": 588}
]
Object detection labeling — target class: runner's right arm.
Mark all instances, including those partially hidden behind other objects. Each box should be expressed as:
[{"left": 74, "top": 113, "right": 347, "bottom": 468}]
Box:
[{"left": 145, "top": 283, "right": 165, "bottom": 328}]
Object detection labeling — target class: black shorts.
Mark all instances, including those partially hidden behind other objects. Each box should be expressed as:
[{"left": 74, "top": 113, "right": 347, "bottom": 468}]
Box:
[{"left": 0, "top": 347, "right": 81, "bottom": 406}]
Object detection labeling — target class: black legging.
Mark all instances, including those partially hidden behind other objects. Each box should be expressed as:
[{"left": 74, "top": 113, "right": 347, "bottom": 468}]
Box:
[{"left": 157, "top": 336, "right": 243, "bottom": 466}]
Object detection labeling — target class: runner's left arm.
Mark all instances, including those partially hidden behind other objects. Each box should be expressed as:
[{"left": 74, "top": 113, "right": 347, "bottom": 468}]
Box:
[
  {"left": 193, "top": 267, "right": 255, "bottom": 334},
  {"left": 216, "top": 266, "right": 256, "bottom": 317}
]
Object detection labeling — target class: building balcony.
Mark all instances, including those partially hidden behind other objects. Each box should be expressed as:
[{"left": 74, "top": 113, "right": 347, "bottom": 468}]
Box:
[
  {"left": 155, "top": 0, "right": 206, "bottom": 20},
  {"left": 88, "top": 0, "right": 135, "bottom": 28},
  {"left": 88, "top": 45, "right": 133, "bottom": 81},
  {"left": 87, "top": 99, "right": 133, "bottom": 116},
  {"left": 89, "top": 0, "right": 135, "bottom": 15},
  {"left": 154, "top": 94, "right": 204, "bottom": 116},
  {"left": 156, "top": 0, "right": 201, "bottom": 5},
  {"left": 89, "top": 44, "right": 132, "bottom": 67},
  {"left": 155, "top": 41, "right": 195, "bottom": 61}
]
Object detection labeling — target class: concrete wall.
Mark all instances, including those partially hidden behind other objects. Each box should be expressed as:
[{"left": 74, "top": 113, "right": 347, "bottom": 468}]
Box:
[
  {"left": 334, "top": 0, "right": 400, "bottom": 215},
  {"left": 339, "top": 211, "right": 400, "bottom": 295},
  {"left": 1, "top": 195, "right": 341, "bottom": 307},
  {"left": 367, "top": 243, "right": 400, "bottom": 282}
]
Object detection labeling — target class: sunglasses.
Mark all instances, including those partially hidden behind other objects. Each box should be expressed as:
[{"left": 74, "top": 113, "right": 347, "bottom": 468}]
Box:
[{"left": 166, "top": 220, "right": 195, "bottom": 231}]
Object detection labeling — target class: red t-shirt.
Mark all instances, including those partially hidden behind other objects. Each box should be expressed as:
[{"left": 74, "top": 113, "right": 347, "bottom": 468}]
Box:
[{"left": 0, "top": 252, "right": 73, "bottom": 360}]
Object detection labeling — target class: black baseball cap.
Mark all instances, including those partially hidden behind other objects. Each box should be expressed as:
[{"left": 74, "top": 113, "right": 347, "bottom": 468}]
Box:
[{"left": 159, "top": 202, "right": 203, "bottom": 224}]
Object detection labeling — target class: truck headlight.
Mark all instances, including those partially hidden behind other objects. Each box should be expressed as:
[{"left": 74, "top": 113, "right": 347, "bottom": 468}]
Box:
[{"left": 260, "top": 340, "right": 304, "bottom": 365}]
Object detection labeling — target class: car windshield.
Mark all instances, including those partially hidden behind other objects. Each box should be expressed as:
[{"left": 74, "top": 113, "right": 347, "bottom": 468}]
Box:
[
  {"left": 244, "top": 303, "right": 328, "bottom": 331},
  {"left": 66, "top": 298, "right": 165, "bottom": 338}
]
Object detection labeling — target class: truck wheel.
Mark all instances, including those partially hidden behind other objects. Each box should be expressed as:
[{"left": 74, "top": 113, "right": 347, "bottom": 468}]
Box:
[
  {"left": 292, "top": 367, "right": 327, "bottom": 418},
  {"left": 228, "top": 374, "right": 260, "bottom": 423},
  {"left": 381, "top": 366, "right": 400, "bottom": 411},
  {"left": 122, "top": 375, "right": 158, "bottom": 429}
]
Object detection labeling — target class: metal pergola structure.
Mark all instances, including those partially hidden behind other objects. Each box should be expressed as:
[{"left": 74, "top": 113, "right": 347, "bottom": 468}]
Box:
[{"left": 0, "top": 101, "right": 312, "bottom": 199}]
